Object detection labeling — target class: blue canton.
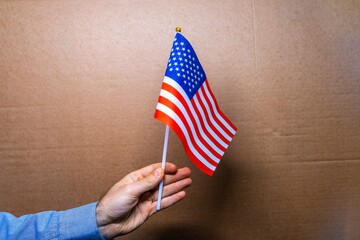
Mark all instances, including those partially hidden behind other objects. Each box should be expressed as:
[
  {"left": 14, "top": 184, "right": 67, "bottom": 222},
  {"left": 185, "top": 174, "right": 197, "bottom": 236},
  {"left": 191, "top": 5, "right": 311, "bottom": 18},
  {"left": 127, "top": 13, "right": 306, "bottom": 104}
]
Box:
[{"left": 165, "top": 33, "right": 206, "bottom": 99}]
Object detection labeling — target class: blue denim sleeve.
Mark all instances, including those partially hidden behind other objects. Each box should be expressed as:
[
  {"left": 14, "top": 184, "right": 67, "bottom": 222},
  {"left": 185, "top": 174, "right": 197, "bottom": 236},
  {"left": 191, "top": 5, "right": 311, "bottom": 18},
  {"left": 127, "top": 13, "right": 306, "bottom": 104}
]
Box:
[{"left": 0, "top": 202, "right": 105, "bottom": 240}]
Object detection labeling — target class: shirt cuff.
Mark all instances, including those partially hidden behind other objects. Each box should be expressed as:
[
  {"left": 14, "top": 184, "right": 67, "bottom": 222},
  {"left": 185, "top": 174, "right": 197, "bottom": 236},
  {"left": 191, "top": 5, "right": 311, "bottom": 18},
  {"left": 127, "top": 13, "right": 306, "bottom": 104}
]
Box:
[{"left": 59, "top": 202, "right": 104, "bottom": 240}]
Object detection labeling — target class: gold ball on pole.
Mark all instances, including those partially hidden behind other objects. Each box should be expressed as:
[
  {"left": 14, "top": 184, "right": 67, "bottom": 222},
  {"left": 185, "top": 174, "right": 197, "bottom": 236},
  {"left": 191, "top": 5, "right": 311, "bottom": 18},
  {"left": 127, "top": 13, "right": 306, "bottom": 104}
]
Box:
[{"left": 175, "top": 27, "right": 182, "bottom": 32}]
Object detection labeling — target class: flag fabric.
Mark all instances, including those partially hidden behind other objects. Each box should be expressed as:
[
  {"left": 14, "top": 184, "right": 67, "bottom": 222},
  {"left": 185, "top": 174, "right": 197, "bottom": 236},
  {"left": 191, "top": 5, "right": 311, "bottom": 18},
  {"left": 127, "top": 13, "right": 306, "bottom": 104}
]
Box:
[{"left": 154, "top": 32, "right": 237, "bottom": 176}]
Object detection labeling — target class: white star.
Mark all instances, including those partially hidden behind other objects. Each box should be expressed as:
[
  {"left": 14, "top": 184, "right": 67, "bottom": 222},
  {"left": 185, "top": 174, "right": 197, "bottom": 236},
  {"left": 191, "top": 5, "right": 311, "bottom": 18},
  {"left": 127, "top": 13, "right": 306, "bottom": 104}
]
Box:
[
  {"left": 177, "top": 73, "right": 181, "bottom": 76},
  {"left": 180, "top": 42, "right": 184, "bottom": 45},
  {"left": 175, "top": 67, "right": 179, "bottom": 71}
]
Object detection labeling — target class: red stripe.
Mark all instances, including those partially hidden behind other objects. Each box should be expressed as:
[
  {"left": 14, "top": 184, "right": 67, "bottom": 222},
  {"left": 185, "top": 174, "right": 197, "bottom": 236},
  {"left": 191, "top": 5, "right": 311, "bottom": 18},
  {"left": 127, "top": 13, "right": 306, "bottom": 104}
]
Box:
[
  {"left": 161, "top": 82, "right": 226, "bottom": 154},
  {"left": 199, "top": 86, "right": 234, "bottom": 138},
  {"left": 204, "top": 80, "right": 237, "bottom": 131},
  {"left": 193, "top": 89, "right": 231, "bottom": 145},
  {"left": 157, "top": 96, "right": 220, "bottom": 166},
  {"left": 189, "top": 96, "right": 227, "bottom": 152},
  {"left": 154, "top": 110, "right": 215, "bottom": 176}
]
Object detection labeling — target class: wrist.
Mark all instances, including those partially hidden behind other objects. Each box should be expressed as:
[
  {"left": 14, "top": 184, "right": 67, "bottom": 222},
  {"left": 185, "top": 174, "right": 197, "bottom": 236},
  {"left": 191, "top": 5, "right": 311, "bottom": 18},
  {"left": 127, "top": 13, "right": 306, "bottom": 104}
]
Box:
[
  {"left": 96, "top": 202, "right": 111, "bottom": 239},
  {"left": 96, "top": 202, "right": 107, "bottom": 227}
]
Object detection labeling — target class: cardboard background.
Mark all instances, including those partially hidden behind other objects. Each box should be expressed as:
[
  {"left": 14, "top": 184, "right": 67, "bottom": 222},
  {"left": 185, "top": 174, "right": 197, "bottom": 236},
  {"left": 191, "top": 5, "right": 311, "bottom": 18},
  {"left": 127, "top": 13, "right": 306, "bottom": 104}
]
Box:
[{"left": 1, "top": 1, "right": 359, "bottom": 239}]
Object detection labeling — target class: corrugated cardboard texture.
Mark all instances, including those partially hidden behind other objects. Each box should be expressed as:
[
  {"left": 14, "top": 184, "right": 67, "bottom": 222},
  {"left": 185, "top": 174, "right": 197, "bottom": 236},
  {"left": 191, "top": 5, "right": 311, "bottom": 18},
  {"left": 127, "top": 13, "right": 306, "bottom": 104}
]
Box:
[{"left": 1, "top": 1, "right": 359, "bottom": 239}]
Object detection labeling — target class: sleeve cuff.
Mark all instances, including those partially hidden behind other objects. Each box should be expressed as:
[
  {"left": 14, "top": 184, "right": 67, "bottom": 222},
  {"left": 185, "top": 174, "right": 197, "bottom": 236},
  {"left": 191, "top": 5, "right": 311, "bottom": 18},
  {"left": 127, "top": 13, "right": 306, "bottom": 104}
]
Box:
[{"left": 59, "top": 202, "right": 104, "bottom": 240}]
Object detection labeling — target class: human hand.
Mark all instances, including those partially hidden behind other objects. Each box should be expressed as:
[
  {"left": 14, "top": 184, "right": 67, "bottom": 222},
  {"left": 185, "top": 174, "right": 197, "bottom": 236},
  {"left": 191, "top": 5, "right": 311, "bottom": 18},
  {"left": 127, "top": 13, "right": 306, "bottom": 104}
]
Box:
[{"left": 95, "top": 162, "right": 192, "bottom": 239}]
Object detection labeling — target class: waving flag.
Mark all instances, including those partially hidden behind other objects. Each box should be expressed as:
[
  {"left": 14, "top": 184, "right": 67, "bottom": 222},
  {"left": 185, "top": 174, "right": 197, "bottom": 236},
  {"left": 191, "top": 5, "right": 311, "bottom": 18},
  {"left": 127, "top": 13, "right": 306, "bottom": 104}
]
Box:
[{"left": 154, "top": 32, "right": 237, "bottom": 176}]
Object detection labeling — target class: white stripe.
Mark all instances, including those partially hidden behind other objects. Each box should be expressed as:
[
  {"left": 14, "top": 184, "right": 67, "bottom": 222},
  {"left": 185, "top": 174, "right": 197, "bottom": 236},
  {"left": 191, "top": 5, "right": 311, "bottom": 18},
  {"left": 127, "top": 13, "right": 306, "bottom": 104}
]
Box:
[
  {"left": 202, "top": 83, "right": 236, "bottom": 135},
  {"left": 163, "top": 77, "right": 188, "bottom": 102},
  {"left": 156, "top": 103, "right": 216, "bottom": 171},
  {"left": 163, "top": 77, "right": 228, "bottom": 148},
  {"left": 192, "top": 95, "right": 229, "bottom": 149},
  {"left": 160, "top": 89, "right": 223, "bottom": 159},
  {"left": 197, "top": 88, "right": 232, "bottom": 141}
]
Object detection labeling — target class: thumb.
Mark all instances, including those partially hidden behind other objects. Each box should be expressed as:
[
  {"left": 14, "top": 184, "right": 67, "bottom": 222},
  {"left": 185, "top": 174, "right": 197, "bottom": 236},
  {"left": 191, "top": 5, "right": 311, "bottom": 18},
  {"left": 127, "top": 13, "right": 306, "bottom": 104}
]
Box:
[{"left": 131, "top": 167, "right": 164, "bottom": 196}]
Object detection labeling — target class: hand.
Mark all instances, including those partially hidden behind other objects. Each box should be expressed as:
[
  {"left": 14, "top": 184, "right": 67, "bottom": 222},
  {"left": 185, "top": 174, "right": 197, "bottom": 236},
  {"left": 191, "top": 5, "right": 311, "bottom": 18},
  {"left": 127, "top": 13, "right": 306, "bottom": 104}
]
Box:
[{"left": 95, "top": 162, "right": 192, "bottom": 239}]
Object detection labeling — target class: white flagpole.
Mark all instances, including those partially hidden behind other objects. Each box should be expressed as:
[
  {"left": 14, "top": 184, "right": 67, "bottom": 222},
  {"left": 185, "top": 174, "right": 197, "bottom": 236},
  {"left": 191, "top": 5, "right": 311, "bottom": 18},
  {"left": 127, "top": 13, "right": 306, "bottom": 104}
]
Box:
[
  {"left": 157, "top": 125, "right": 169, "bottom": 211},
  {"left": 157, "top": 26, "right": 181, "bottom": 211}
]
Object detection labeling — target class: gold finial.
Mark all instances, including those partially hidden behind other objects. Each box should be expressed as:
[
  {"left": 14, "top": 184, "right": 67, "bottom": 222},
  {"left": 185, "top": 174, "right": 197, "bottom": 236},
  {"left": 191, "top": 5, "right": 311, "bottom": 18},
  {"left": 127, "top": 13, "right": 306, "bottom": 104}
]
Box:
[{"left": 175, "top": 27, "right": 182, "bottom": 32}]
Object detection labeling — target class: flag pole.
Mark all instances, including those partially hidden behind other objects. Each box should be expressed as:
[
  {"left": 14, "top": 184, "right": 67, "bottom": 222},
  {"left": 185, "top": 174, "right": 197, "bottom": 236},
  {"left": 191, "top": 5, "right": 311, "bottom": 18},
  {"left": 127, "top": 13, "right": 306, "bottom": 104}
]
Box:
[
  {"left": 156, "top": 125, "right": 169, "bottom": 211},
  {"left": 157, "top": 27, "right": 182, "bottom": 211}
]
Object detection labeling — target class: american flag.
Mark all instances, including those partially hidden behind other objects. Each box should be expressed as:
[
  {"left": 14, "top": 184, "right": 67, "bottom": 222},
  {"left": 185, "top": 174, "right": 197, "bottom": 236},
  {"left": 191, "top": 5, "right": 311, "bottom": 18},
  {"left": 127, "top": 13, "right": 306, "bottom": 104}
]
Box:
[{"left": 154, "top": 32, "right": 237, "bottom": 176}]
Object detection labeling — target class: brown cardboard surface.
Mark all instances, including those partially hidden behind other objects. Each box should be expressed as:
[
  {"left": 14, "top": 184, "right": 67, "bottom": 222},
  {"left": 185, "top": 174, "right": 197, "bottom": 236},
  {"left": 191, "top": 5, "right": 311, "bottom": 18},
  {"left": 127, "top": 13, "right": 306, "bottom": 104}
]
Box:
[{"left": 1, "top": 1, "right": 360, "bottom": 239}]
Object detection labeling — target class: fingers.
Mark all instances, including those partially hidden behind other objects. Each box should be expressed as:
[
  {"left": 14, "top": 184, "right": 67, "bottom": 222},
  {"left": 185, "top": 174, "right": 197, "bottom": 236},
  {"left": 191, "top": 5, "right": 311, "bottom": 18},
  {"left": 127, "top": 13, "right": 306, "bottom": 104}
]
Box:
[
  {"left": 136, "top": 162, "right": 178, "bottom": 176},
  {"left": 150, "top": 191, "right": 187, "bottom": 215},
  {"left": 153, "top": 177, "right": 192, "bottom": 201},
  {"left": 122, "top": 162, "right": 178, "bottom": 185},
  {"left": 115, "top": 163, "right": 191, "bottom": 200},
  {"left": 151, "top": 167, "right": 191, "bottom": 200},
  {"left": 130, "top": 167, "right": 164, "bottom": 197},
  {"left": 131, "top": 166, "right": 191, "bottom": 197},
  {"left": 160, "top": 190, "right": 186, "bottom": 209},
  {"left": 162, "top": 167, "right": 191, "bottom": 186}
]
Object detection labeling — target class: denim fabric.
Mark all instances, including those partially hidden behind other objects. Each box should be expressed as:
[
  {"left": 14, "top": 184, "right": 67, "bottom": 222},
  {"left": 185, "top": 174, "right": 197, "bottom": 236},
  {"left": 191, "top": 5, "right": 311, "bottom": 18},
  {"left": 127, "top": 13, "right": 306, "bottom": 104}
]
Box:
[{"left": 0, "top": 202, "right": 104, "bottom": 240}]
